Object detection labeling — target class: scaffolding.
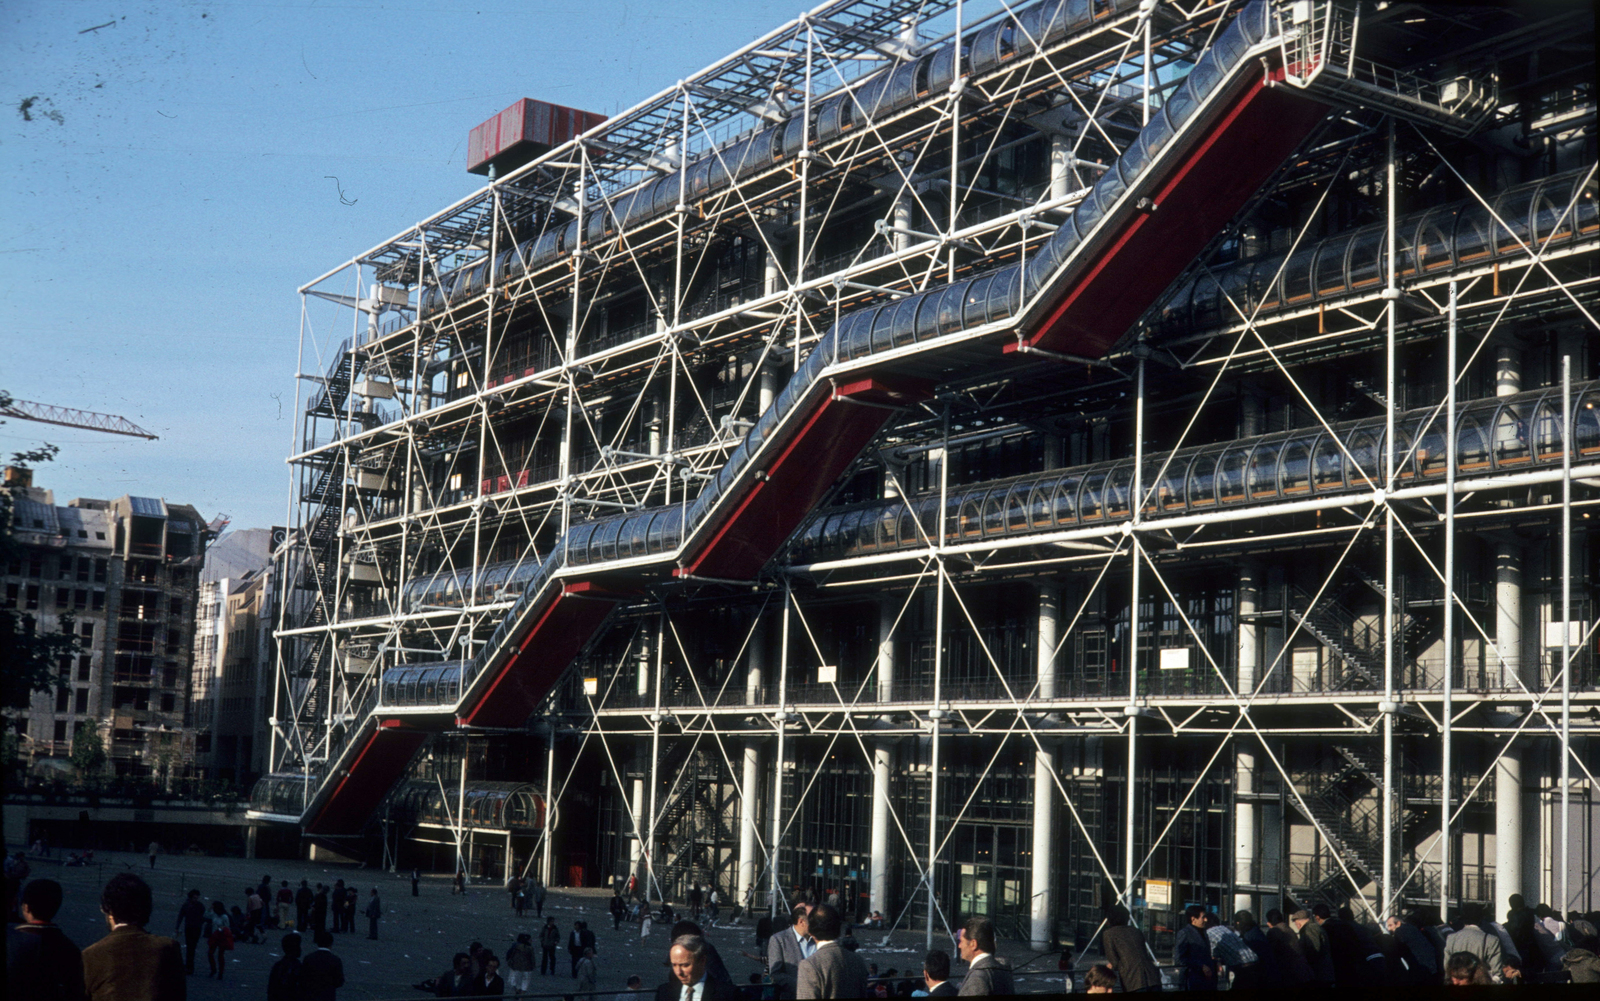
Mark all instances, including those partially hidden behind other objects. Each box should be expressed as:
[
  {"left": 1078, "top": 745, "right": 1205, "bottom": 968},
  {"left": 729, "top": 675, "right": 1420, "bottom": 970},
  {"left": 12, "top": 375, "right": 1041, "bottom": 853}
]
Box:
[{"left": 255, "top": 0, "right": 1597, "bottom": 951}]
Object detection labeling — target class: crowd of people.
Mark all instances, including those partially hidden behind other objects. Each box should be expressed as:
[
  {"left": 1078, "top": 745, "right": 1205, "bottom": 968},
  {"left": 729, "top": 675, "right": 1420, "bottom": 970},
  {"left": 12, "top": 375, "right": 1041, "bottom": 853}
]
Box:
[
  {"left": 3, "top": 861, "right": 388, "bottom": 1000},
  {"left": 9, "top": 845, "right": 1600, "bottom": 1000},
  {"left": 1087, "top": 897, "right": 1600, "bottom": 991}
]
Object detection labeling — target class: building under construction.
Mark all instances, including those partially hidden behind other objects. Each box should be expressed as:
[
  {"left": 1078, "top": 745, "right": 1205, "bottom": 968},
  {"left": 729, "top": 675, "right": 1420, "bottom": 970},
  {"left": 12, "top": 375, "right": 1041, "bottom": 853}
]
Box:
[{"left": 251, "top": 0, "right": 1598, "bottom": 950}]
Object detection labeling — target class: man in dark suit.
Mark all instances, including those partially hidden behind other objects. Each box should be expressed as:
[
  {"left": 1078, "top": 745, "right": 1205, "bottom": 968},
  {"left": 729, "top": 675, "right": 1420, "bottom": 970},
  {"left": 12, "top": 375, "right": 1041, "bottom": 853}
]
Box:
[
  {"left": 955, "top": 916, "right": 1013, "bottom": 995},
  {"left": 268, "top": 932, "right": 303, "bottom": 1001},
  {"left": 796, "top": 904, "right": 869, "bottom": 1000},
  {"left": 300, "top": 928, "right": 345, "bottom": 1001},
  {"left": 765, "top": 903, "right": 814, "bottom": 999},
  {"left": 922, "top": 949, "right": 959, "bottom": 996},
  {"left": 569, "top": 920, "right": 585, "bottom": 976},
  {"left": 657, "top": 934, "right": 740, "bottom": 1001},
  {"left": 175, "top": 888, "right": 205, "bottom": 973},
  {"left": 8, "top": 878, "right": 85, "bottom": 1001},
  {"left": 311, "top": 884, "right": 330, "bottom": 935},
  {"left": 82, "top": 873, "right": 186, "bottom": 1001}
]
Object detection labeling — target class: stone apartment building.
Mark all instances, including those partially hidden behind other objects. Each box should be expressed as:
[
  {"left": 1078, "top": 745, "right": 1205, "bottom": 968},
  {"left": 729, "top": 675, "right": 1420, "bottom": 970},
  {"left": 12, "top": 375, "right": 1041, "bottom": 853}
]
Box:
[{"left": 3, "top": 467, "right": 208, "bottom": 784}]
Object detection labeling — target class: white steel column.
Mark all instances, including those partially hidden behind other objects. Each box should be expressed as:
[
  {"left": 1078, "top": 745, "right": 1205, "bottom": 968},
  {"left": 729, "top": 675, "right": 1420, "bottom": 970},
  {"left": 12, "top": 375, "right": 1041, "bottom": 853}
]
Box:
[
  {"left": 630, "top": 773, "right": 646, "bottom": 880},
  {"left": 1033, "top": 579, "right": 1059, "bottom": 948},
  {"left": 1037, "top": 583, "right": 1060, "bottom": 700},
  {"left": 927, "top": 562, "right": 945, "bottom": 948},
  {"left": 739, "top": 741, "right": 763, "bottom": 911},
  {"left": 647, "top": 612, "right": 664, "bottom": 902},
  {"left": 1124, "top": 359, "right": 1146, "bottom": 906},
  {"left": 870, "top": 742, "right": 893, "bottom": 918},
  {"left": 759, "top": 365, "right": 777, "bottom": 414},
  {"left": 1493, "top": 314, "right": 1525, "bottom": 917},
  {"left": 1559, "top": 354, "right": 1572, "bottom": 914},
  {"left": 1438, "top": 280, "right": 1456, "bottom": 917},
  {"left": 1234, "top": 742, "right": 1257, "bottom": 916},
  {"left": 1494, "top": 745, "right": 1523, "bottom": 917},
  {"left": 1030, "top": 740, "right": 1055, "bottom": 949},
  {"left": 543, "top": 734, "right": 555, "bottom": 885},
  {"left": 871, "top": 597, "right": 895, "bottom": 918},
  {"left": 1049, "top": 133, "right": 1072, "bottom": 201},
  {"left": 878, "top": 599, "right": 897, "bottom": 702},
  {"left": 1495, "top": 544, "right": 1524, "bottom": 687},
  {"left": 1235, "top": 562, "right": 1260, "bottom": 914},
  {"left": 1381, "top": 121, "right": 1398, "bottom": 920},
  {"left": 747, "top": 617, "right": 766, "bottom": 705},
  {"left": 771, "top": 583, "right": 792, "bottom": 917}
]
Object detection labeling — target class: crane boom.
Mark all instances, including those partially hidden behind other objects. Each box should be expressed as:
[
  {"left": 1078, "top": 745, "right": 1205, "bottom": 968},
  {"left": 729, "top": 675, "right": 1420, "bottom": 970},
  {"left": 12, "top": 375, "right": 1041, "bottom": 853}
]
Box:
[{"left": 0, "top": 399, "right": 158, "bottom": 440}]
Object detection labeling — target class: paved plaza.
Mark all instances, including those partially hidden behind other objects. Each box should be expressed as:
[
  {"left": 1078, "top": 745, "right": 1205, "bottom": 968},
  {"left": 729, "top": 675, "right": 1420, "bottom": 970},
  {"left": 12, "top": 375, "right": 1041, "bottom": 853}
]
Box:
[{"left": 18, "top": 848, "right": 1076, "bottom": 997}]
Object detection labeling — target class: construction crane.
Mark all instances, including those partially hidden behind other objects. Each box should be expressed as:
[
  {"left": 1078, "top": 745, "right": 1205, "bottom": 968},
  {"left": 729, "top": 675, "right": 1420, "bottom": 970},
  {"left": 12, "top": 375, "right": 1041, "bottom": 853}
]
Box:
[{"left": 0, "top": 398, "right": 158, "bottom": 440}]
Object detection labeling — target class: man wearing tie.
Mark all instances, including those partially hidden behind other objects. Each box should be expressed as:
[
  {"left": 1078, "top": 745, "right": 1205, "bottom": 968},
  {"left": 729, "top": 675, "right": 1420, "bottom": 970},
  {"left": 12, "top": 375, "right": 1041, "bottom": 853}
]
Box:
[
  {"left": 765, "top": 903, "right": 815, "bottom": 1000},
  {"left": 656, "top": 935, "right": 739, "bottom": 1001}
]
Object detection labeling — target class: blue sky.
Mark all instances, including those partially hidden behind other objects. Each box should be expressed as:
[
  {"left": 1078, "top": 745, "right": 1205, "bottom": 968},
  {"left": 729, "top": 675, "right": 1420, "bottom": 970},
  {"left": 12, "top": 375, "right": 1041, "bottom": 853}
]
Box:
[{"left": 2, "top": 0, "right": 800, "bottom": 531}]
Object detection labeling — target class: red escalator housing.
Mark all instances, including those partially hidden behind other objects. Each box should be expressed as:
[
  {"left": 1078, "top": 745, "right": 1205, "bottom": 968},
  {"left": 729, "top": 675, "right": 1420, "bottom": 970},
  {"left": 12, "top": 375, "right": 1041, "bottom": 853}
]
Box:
[
  {"left": 456, "top": 582, "right": 620, "bottom": 728},
  {"left": 1008, "top": 75, "right": 1330, "bottom": 359},
  {"left": 305, "top": 722, "right": 429, "bottom": 836},
  {"left": 678, "top": 377, "right": 933, "bottom": 580}
]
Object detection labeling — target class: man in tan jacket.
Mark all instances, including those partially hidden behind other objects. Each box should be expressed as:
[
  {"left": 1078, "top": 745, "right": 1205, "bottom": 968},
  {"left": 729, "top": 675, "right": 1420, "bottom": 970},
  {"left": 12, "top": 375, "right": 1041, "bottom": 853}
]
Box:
[{"left": 83, "top": 873, "right": 186, "bottom": 1001}]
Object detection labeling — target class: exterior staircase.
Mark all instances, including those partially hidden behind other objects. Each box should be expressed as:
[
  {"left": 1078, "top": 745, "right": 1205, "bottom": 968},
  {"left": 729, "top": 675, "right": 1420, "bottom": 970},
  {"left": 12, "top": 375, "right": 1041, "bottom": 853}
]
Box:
[
  {"left": 1276, "top": 1, "right": 1497, "bottom": 137},
  {"left": 1293, "top": 742, "right": 1429, "bottom": 908}
]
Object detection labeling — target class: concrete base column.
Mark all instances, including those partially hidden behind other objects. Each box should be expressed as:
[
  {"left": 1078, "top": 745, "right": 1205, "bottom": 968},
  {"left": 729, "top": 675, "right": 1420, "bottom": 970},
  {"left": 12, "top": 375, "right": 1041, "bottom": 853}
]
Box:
[
  {"left": 1030, "top": 743, "right": 1056, "bottom": 949},
  {"left": 1234, "top": 743, "right": 1257, "bottom": 915},
  {"left": 1235, "top": 565, "right": 1261, "bottom": 914},
  {"left": 870, "top": 742, "right": 893, "bottom": 918},
  {"left": 747, "top": 618, "right": 766, "bottom": 705},
  {"left": 878, "top": 600, "right": 897, "bottom": 703},
  {"left": 738, "top": 742, "right": 763, "bottom": 911},
  {"left": 1495, "top": 743, "right": 1523, "bottom": 919},
  {"left": 246, "top": 825, "right": 258, "bottom": 860},
  {"left": 1037, "top": 584, "right": 1061, "bottom": 700},
  {"left": 1495, "top": 541, "right": 1524, "bottom": 687},
  {"left": 1237, "top": 563, "right": 1261, "bottom": 693},
  {"left": 630, "top": 776, "right": 646, "bottom": 880}
]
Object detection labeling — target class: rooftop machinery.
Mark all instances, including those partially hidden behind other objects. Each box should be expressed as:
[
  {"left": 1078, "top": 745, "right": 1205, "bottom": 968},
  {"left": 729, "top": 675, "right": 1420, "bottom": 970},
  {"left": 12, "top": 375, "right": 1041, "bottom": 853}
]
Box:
[{"left": 258, "top": 0, "right": 1596, "bottom": 944}]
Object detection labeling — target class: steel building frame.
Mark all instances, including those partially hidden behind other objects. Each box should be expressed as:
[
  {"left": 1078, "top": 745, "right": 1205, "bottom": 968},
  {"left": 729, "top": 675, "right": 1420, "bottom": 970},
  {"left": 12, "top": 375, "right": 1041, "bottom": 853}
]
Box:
[{"left": 261, "top": 0, "right": 1597, "bottom": 950}]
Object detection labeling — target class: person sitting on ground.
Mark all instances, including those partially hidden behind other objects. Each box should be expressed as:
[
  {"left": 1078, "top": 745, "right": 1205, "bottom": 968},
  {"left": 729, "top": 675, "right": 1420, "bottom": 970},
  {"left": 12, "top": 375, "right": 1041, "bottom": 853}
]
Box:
[
  {"left": 434, "top": 952, "right": 472, "bottom": 996},
  {"left": 82, "top": 873, "right": 185, "bottom": 1001},
  {"left": 1084, "top": 965, "right": 1118, "bottom": 994},
  {"left": 7, "top": 878, "right": 85, "bottom": 1000}
]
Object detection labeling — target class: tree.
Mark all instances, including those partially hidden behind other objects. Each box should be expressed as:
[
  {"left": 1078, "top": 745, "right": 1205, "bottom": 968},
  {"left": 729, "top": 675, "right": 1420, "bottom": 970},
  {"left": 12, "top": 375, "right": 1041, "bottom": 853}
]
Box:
[
  {"left": 1, "top": 388, "right": 82, "bottom": 713},
  {"left": 70, "top": 723, "right": 106, "bottom": 775}
]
